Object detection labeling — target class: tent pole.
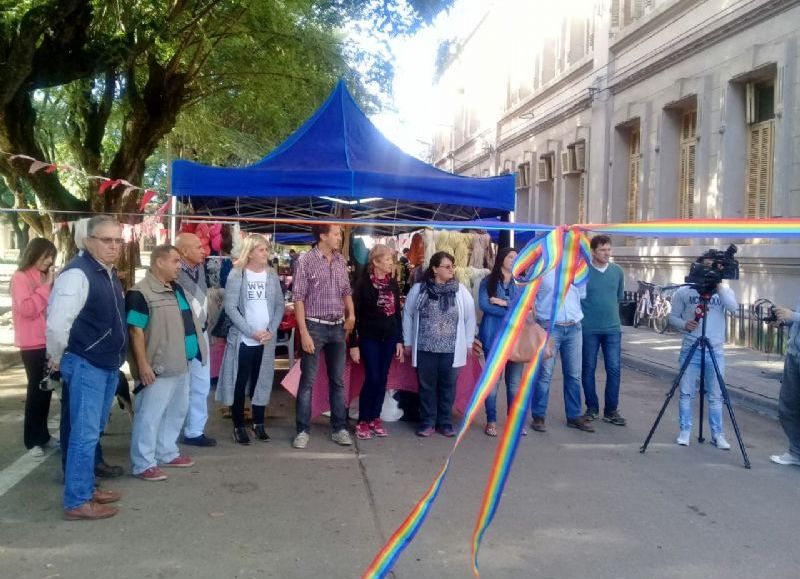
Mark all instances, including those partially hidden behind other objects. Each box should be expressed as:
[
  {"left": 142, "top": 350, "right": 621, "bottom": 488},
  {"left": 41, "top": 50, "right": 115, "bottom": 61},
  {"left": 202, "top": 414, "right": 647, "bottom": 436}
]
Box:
[{"left": 499, "top": 211, "right": 513, "bottom": 249}]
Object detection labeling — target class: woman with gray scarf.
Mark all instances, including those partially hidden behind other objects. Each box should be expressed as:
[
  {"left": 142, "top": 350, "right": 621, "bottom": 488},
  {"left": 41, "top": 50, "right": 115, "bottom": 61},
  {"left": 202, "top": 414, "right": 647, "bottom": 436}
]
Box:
[
  {"left": 403, "top": 251, "right": 476, "bottom": 437},
  {"left": 216, "top": 234, "right": 284, "bottom": 445}
]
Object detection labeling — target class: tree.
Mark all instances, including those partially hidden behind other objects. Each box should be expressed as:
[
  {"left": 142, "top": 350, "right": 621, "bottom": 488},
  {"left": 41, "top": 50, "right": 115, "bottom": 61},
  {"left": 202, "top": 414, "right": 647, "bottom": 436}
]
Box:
[{"left": 0, "top": 0, "right": 452, "bottom": 231}]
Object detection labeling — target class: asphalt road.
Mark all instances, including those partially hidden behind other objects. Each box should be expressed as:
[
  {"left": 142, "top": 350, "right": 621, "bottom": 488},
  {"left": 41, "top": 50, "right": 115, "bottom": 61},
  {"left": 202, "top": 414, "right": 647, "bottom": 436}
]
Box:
[{"left": 0, "top": 362, "right": 798, "bottom": 579}]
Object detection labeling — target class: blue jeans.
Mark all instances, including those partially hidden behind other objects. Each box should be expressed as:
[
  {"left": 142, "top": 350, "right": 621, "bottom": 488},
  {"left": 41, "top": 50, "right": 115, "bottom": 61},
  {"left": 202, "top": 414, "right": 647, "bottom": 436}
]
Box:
[
  {"left": 531, "top": 323, "right": 583, "bottom": 420},
  {"left": 296, "top": 321, "right": 347, "bottom": 434},
  {"left": 484, "top": 360, "right": 524, "bottom": 423},
  {"left": 60, "top": 353, "right": 119, "bottom": 510},
  {"left": 581, "top": 331, "right": 622, "bottom": 414},
  {"left": 130, "top": 373, "right": 189, "bottom": 474},
  {"left": 358, "top": 337, "right": 397, "bottom": 423},
  {"left": 60, "top": 379, "right": 104, "bottom": 474},
  {"left": 778, "top": 353, "right": 800, "bottom": 458},
  {"left": 678, "top": 340, "right": 724, "bottom": 435},
  {"left": 416, "top": 351, "right": 458, "bottom": 429}
]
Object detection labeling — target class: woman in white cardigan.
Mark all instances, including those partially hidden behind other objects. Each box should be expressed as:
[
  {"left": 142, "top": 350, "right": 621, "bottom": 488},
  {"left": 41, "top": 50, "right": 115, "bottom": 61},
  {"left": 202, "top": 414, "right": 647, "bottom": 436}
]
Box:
[{"left": 403, "top": 251, "right": 476, "bottom": 437}]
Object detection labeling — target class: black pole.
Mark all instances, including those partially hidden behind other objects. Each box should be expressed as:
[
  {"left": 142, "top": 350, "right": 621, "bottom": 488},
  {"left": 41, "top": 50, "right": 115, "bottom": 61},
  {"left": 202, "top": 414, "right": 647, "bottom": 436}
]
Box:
[{"left": 498, "top": 211, "right": 512, "bottom": 250}]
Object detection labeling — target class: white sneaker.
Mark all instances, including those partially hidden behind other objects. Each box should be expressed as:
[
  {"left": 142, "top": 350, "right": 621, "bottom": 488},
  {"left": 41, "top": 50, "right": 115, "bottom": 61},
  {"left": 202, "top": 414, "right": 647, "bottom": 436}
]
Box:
[
  {"left": 292, "top": 432, "right": 309, "bottom": 449},
  {"left": 43, "top": 438, "right": 60, "bottom": 450},
  {"left": 770, "top": 452, "right": 800, "bottom": 466},
  {"left": 28, "top": 446, "right": 45, "bottom": 458},
  {"left": 676, "top": 430, "right": 691, "bottom": 446},
  {"left": 331, "top": 429, "right": 353, "bottom": 446},
  {"left": 712, "top": 434, "right": 731, "bottom": 450}
]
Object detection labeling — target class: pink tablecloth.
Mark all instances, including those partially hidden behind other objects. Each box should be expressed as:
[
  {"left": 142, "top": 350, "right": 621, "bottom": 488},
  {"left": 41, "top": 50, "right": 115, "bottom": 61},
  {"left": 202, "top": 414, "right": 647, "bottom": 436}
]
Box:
[{"left": 281, "top": 354, "right": 484, "bottom": 419}]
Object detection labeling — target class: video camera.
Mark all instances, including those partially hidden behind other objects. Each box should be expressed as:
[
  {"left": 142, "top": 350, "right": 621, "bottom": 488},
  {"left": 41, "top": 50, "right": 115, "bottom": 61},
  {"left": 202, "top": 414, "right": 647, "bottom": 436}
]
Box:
[{"left": 684, "top": 244, "right": 739, "bottom": 295}]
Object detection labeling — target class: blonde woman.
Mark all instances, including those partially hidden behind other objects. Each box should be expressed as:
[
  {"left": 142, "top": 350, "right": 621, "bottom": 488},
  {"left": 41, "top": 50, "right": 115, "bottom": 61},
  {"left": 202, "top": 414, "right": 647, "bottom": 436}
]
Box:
[
  {"left": 349, "top": 245, "right": 403, "bottom": 440},
  {"left": 216, "top": 234, "right": 285, "bottom": 445}
]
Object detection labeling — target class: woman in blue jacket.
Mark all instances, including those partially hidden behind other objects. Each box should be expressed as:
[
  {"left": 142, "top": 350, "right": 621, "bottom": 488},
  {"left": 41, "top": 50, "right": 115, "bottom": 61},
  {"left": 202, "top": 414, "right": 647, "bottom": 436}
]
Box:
[{"left": 478, "top": 247, "right": 523, "bottom": 437}]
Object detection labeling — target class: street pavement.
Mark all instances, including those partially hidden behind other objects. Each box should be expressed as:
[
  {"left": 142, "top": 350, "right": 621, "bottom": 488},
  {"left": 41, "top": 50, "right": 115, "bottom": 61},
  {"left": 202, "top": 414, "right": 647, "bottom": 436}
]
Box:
[{"left": 1, "top": 340, "right": 799, "bottom": 579}]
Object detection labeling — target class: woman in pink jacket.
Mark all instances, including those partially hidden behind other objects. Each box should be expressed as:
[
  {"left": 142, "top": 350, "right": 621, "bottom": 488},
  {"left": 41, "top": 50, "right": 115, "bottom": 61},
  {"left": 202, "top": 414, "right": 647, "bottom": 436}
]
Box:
[{"left": 11, "top": 238, "right": 57, "bottom": 457}]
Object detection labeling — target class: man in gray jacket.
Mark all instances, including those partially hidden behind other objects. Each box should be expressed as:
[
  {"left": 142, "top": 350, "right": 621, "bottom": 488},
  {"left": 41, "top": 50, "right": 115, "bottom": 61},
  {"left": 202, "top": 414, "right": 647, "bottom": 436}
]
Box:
[{"left": 668, "top": 266, "right": 738, "bottom": 449}]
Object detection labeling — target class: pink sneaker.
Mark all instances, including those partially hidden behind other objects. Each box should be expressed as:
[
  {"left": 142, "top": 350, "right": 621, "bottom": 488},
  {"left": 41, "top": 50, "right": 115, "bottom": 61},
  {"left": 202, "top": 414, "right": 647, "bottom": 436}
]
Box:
[
  {"left": 355, "top": 421, "right": 373, "bottom": 440},
  {"left": 160, "top": 455, "right": 195, "bottom": 468},
  {"left": 137, "top": 466, "right": 167, "bottom": 481},
  {"left": 369, "top": 419, "right": 388, "bottom": 437}
]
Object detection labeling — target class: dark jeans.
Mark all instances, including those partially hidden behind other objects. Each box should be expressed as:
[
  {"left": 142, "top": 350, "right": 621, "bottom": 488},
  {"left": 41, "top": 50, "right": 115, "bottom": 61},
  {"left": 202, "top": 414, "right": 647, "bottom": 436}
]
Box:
[
  {"left": 232, "top": 343, "right": 265, "bottom": 428},
  {"left": 581, "top": 331, "right": 622, "bottom": 414},
  {"left": 416, "top": 350, "right": 458, "bottom": 429},
  {"left": 60, "top": 377, "right": 104, "bottom": 474},
  {"left": 296, "top": 321, "right": 346, "bottom": 433},
  {"left": 358, "top": 337, "right": 396, "bottom": 423},
  {"left": 779, "top": 353, "right": 800, "bottom": 458},
  {"left": 20, "top": 348, "right": 53, "bottom": 449}
]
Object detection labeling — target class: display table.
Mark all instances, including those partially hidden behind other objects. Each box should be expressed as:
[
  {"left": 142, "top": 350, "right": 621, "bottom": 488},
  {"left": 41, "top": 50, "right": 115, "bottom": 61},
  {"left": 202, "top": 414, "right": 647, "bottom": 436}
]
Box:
[{"left": 281, "top": 353, "right": 484, "bottom": 419}]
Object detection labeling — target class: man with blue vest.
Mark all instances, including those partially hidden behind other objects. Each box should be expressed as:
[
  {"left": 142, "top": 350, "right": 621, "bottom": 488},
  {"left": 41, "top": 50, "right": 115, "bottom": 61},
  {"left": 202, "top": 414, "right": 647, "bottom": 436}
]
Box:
[{"left": 47, "top": 215, "right": 128, "bottom": 521}]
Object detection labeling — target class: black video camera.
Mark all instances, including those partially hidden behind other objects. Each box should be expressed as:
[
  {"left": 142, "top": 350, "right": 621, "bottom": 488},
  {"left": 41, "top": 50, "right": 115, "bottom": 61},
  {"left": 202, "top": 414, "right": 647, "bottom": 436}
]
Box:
[{"left": 684, "top": 244, "right": 739, "bottom": 295}]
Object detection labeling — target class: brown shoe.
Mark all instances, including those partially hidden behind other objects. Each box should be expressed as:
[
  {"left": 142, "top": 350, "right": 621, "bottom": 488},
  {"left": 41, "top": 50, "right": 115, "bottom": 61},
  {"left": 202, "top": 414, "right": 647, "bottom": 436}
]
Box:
[
  {"left": 567, "top": 417, "right": 595, "bottom": 432},
  {"left": 531, "top": 416, "right": 546, "bottom": 432},
  {"left": 64, "top": 501, "right": 118, "bottom": 521},
  {"left": 92, "top": 488, "right": 122, "bottom": 504}
]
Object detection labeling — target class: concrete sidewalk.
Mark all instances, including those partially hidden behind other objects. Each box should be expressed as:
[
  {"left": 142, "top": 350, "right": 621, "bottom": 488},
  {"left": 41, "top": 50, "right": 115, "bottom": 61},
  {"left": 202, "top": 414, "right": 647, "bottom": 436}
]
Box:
[{"left": 621, "top": 325, "right": 785, "bottom": 418}]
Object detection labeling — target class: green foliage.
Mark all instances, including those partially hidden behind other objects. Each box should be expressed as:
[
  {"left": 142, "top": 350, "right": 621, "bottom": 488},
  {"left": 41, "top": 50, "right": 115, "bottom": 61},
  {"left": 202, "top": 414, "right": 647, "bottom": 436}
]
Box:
[{"left": 1, "top": 0, "right": 452, "bottom": 215}]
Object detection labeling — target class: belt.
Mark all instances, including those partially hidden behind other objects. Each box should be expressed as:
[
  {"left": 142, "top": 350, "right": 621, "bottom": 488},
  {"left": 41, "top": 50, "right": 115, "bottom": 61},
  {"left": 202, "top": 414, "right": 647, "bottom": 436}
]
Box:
[
  {"left": 306, "top": 317, "right": 344, "bottom": 326},
  {"left": 537, "top": 319, "right": 578, "bottom": 327}
]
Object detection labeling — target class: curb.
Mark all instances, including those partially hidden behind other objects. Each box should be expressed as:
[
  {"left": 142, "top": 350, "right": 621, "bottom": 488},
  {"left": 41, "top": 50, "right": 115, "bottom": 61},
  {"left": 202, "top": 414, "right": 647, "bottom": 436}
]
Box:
[
  {"left": 0, "top": 348, "right": 19, "bottom": 372},
  {"left": 621, "top": 352, "right": 779, "bottom": 420}
]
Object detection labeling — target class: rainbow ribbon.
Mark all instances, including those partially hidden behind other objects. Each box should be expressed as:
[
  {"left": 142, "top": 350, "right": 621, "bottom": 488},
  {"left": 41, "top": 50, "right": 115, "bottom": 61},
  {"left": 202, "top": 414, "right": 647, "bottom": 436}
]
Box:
[
  {"left": 584, "top": 218, "right": 800, "bottom": 238},
  {"left": 363, "top": 226, "right": 591, "bottom": 578},
  {"left": 471, "top": 227, "right": 590, "bottom": 576}
]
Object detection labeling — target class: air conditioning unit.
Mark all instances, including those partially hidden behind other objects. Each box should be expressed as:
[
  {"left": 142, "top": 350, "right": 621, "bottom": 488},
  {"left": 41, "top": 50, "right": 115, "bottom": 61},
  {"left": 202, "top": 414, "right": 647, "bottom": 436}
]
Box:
[
  {"left": 574, "top": 141, "right": 586, "bottom": 171},
  {"left": 536, "top": 156, "right": 552, "bottom": 182}
]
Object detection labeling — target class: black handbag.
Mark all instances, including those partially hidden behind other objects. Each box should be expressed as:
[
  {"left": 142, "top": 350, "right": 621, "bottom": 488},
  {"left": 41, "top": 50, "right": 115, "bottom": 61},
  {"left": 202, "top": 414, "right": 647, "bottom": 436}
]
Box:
[{"left": 210, "top": 309, "right": 233, "bottom": 338}]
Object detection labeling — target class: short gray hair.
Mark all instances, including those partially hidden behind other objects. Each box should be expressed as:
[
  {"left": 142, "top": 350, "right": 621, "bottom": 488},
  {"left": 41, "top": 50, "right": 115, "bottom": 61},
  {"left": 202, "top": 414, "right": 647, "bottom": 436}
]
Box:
[{"left": 86, "top": 215, "right": 120, "bottom": 236}]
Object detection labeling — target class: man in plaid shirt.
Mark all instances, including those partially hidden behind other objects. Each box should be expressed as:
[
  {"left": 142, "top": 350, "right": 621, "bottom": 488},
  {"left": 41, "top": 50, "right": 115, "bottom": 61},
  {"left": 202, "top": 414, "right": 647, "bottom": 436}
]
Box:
[{"left": 292, "top": 224, "right": 355, "bottom": 449}]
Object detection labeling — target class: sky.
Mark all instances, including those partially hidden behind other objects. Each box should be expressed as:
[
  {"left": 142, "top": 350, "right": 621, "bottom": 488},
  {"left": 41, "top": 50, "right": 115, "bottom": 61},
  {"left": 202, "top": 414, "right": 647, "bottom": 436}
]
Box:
[{"left": 369, "top": 0, "right": 488, "bottom": 159}]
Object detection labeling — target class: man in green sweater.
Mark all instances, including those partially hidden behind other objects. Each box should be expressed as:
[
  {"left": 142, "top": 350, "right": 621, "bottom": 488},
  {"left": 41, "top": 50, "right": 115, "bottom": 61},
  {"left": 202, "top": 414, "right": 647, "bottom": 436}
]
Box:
[{"left": 580, "top": 235, "right": 627, "bottom": 426}]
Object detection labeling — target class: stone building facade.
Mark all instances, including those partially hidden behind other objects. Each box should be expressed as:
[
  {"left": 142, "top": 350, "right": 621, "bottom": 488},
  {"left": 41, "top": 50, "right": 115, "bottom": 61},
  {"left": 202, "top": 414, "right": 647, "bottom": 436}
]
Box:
[{"left": 431, "top": 0, "right": 800, "bottom": 304}]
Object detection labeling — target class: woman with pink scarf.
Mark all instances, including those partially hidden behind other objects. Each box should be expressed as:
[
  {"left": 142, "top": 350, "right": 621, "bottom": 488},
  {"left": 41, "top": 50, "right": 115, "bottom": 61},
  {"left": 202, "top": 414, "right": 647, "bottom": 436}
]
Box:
[{"left": 350, "top": 245, "right": 404, "bottom": 440}]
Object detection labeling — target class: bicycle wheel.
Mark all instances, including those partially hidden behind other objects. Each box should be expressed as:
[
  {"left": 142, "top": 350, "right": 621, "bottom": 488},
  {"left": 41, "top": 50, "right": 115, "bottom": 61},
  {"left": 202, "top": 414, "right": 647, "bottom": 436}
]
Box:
[
  {"left": 633, "top": 301, "right": 643, "bottom": 328},
  {"left": 654, "top": 298, "right": 672, "bottom": 334}
]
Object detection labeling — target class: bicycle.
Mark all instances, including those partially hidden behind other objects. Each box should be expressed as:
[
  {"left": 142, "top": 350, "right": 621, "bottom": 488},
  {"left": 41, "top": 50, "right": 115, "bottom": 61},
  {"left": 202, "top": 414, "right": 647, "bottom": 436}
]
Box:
[{"left": 633, "top": 281, "right": 677, "bottom": 334}]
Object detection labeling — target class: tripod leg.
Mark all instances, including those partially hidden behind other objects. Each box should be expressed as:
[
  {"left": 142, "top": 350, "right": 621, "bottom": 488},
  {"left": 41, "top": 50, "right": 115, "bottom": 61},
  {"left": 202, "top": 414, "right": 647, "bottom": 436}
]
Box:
[
  {"left": 640, "top": 339, "right": 699, "bottom": 453},
  {"left": 698, "top": 341, "right": 706, "bottom": 443},
  {"left": 707, "top": 347, "right": 752, "bottom": 469}
]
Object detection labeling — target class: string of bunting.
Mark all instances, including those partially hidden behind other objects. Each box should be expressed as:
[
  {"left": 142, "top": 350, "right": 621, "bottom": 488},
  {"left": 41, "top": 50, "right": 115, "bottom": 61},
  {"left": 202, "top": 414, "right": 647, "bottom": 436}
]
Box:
[{"left": 0, "top": 149, "right": 158, "bottom": 211}]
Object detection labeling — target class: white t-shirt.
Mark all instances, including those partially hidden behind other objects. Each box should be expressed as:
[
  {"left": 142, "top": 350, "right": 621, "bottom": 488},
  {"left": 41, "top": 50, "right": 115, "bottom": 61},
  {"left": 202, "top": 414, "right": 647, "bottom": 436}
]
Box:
[{"left": 241, "top": 269, "right": 271, "bottom": 346}]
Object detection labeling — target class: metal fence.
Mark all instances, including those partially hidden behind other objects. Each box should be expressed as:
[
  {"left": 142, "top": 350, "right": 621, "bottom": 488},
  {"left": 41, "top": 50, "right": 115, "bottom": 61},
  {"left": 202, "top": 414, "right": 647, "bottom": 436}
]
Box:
[{"left": 623, "top": 289, "right": 789, "bottom": 356}]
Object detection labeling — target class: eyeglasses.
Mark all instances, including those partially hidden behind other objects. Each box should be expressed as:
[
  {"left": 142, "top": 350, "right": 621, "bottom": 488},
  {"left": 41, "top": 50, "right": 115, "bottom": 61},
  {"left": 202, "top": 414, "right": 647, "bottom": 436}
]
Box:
[{"left": 90, "top": 235, "right": 124, "bottom": 246}]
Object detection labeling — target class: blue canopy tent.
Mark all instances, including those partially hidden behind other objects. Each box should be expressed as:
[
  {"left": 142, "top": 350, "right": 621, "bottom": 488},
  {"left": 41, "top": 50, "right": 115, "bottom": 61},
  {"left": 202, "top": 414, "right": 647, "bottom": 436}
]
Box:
[{"left": 171, "top": 80, "right": 514, "bottom": 237}]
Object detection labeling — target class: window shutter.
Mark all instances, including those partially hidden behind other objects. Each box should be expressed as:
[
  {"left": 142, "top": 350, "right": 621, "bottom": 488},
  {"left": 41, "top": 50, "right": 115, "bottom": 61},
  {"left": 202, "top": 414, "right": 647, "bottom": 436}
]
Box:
[
  {"left": 679, "top": 141, "right": 696, "bottom": 219},
  {"left": 578, "top": 173, "right": 586, "bottom": 224},
  {"left": 627, "top": 128, "right": 640, "bottom": 223},
  {"left": 678, "top": 110, "right": 697, "bottom": 219},
  {"left": 611, "top": 0, "right": 621, "bottom": 28},
  {"left": 745, "top": 121, "right": 774, "bottom": 218}
]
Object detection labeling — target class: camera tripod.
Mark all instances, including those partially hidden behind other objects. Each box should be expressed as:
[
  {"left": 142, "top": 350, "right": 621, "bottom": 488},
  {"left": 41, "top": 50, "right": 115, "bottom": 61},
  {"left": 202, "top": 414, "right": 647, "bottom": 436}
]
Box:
[{"left": 639, "top": 292, "right": 751, "bottom": 468}]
